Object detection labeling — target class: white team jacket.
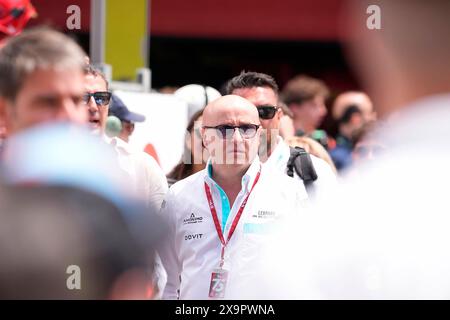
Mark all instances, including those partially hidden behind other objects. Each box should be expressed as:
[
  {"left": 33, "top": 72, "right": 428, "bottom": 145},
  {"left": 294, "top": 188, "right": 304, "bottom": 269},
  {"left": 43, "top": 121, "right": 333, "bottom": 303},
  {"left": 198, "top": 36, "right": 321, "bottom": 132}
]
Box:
[{"left": 159, "top": 157, "right": 308, "bottom": 300}]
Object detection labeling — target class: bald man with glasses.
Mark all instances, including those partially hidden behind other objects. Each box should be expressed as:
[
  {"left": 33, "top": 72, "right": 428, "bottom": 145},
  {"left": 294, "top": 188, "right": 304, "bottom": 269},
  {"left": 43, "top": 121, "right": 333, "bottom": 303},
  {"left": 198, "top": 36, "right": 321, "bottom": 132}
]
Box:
[
  {"left": 226, "top": 71, "right": 337, "bottom": 200},
  {"left": 159, "top": 95, "right": 306, "bottom": 300}
]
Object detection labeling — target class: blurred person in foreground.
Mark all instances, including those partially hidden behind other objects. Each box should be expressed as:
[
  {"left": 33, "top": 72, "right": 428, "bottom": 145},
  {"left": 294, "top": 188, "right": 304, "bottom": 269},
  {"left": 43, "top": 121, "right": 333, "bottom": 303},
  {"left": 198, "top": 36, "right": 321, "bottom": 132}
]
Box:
[
  {"left": 167, "top": 109, "right": 208, "bottom": 186},
  {"left": 0, "top": 185, "right": 157, "bottom": 299},
  {"left": 0, "top": 27, "right": 88, "bottom": 136},
  {"left": 0, "top": 122, "right": 166, "bottom": 299},
  {"left": 250, "top": 0, "right": 450, "bottom": 299},
  {"left": 0, "top": 27, "right": 168, "bottom": 298},
  {"left": 0, "top": 26, "right": 167, "bottom": 208},
  {"left": 226, "top": 71, "right": 337, "bottom": 199},
  {"left": 159, "top": 95, "right": 306, "bottom": 299}
]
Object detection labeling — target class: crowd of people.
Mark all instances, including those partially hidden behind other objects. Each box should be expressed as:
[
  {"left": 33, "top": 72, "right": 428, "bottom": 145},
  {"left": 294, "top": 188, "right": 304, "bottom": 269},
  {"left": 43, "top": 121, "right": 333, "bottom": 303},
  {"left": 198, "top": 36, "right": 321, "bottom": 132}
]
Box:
[{"left": 0, "top": 0, "right": 450, "bottom": 300}]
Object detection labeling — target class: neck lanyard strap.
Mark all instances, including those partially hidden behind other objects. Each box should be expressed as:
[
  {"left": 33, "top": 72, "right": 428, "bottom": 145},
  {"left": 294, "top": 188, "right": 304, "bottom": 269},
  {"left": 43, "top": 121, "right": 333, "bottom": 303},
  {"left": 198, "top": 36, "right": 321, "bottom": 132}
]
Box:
[{"left": 204, "top": 166, "right": 261, "bottom": 265}]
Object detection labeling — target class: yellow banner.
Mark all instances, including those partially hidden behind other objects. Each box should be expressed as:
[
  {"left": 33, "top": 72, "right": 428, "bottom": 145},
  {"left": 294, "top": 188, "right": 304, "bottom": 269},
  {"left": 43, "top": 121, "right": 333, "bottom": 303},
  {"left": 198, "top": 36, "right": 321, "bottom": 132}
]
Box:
[{"left": 105, "top": 0, "right": 148, "bottom": 81}]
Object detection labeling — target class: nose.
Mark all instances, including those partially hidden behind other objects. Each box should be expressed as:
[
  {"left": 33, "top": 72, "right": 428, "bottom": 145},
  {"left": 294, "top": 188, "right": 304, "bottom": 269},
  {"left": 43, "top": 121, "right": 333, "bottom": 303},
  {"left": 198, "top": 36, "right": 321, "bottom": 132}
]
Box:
[
  {"left": 87, "top": 96, "right": 99, "bottom": 113},
  {"left": 231, "top": 128, "right": 246, "bottom": 155},
  {"left": 231, "top": 127, "right": 244, "bottom": 142}
]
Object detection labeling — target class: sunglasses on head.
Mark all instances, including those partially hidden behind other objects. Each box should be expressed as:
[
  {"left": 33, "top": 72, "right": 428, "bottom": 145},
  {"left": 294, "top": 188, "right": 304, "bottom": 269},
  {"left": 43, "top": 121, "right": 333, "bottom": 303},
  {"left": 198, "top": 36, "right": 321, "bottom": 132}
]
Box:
[
  {"left": 257, "top": 105, "right": 279, "bottom": 120},
  {"left": 203, "top": 124, "right": 260, "bottom": 139},
  {"left": 82, "top": 91, "right": 112, "bottom": 106}
]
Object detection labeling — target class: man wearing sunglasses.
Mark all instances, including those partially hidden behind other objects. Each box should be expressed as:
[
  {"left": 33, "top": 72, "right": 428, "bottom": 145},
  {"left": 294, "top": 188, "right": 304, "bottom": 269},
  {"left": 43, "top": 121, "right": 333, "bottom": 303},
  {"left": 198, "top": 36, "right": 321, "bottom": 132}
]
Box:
[
  {"left": 83, "top": 65, "right": 168, "bottom": 208},
  {"left": 83, "top": 64, "right": 111, "bottom": 135},
  {"left": 83, "top": 65, "right": 168, "bottom": 297},
  {"left": 226, "top": 71, "right": 337, "bottom": 199},
  {"left": 159, "top": 95, "right": 306, "bottom": 299}
]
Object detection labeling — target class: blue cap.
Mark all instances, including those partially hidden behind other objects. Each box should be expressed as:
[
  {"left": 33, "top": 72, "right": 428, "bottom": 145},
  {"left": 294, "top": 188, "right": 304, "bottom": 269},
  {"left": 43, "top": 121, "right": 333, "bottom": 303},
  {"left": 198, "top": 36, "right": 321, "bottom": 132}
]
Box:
[{"left": 109, "top": 95, "right": 146, "bottom": 123}]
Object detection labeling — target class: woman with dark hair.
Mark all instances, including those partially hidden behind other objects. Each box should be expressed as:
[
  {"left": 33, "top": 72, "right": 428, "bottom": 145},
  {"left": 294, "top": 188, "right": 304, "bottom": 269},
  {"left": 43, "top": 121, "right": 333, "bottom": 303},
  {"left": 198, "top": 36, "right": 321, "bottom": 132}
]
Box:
[{"left": 167, "top": 110, "right": 207, "bottom": 186}]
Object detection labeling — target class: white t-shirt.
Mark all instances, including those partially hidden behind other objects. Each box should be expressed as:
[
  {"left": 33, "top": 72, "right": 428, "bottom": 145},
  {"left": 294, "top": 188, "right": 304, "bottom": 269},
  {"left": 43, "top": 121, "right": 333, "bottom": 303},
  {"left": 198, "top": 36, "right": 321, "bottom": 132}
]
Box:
[
  {"left": 108, "top": 137, "right": 169, "bottom": 299},
  {"left": 108, "top": 137, "right": 168, "bottom": 210}
]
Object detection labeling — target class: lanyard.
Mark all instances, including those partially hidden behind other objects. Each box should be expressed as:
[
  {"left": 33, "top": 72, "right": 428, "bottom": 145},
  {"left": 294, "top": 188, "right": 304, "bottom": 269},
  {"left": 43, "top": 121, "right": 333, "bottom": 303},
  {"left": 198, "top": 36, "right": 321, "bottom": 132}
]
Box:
[{"left": 204, "top": 166, "right": 261, "bottom": 267}]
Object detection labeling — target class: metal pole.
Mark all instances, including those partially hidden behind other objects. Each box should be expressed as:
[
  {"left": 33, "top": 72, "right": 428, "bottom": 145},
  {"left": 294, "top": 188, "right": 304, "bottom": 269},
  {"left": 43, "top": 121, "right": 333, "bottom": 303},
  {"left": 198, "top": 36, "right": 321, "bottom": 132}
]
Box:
[
  {"left": 90, "top": 0, "right": 106, "bottom": 64},
  {"left": 144, "top": 0, "right": 150, "bottom": 68}
]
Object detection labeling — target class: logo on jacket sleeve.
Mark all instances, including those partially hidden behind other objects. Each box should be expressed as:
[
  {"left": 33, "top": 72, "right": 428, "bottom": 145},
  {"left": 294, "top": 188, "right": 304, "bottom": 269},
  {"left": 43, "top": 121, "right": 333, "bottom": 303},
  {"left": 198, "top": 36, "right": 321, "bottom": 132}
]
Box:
[{"left": 183, "top": 213, "right": 203, "bottom": 225}]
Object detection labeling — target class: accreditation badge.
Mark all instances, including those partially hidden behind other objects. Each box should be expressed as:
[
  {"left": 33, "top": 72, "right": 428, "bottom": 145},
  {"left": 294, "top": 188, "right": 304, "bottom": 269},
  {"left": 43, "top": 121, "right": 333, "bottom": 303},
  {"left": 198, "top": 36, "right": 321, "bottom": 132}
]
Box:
[{"left": 208, "top": 267, "right": 228, "bottom": 299}]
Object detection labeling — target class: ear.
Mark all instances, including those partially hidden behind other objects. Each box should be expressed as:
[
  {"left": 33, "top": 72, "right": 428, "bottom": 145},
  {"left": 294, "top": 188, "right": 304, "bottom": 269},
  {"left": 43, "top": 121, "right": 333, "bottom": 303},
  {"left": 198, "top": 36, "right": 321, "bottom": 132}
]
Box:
[
  {"left": 256, "top": 125, "right": 263, "bottom": 139},
  {"left": 276, "top": 107, "right": 283, "bottom": 120},
  {"left": 126, "top": 122, "right": 134, "bottom": 134},
  {"left": 184, "top": 129, "right": 192, "bottom": 150},
  {"left": 201, "top": 127, "right": 209, "bottom": 148}
]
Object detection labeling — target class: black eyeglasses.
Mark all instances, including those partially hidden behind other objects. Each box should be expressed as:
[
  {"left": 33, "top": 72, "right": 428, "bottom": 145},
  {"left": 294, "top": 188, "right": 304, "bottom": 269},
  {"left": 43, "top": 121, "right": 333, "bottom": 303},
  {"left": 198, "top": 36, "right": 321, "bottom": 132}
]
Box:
[
  {"left": 82, "top": 91, "right": 112, "bottom": 106},
  {"left": 257, "top": 105, "right": 279, "bottom": 120},
  {"left": 203, "top": 124, "right": 260, "bottom": 139}
]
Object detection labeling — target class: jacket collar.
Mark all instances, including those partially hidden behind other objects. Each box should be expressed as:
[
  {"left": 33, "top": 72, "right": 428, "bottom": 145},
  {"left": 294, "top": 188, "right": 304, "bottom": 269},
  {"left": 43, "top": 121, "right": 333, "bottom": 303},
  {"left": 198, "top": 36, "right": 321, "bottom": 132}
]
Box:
[{"left": 204, "top": 156, "right": 262, "bottom": 193}]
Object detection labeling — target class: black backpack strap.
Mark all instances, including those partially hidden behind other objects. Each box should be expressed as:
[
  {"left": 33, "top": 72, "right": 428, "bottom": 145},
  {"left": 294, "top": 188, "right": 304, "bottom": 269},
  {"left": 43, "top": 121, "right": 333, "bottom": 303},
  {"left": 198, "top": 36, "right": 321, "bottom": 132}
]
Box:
[{"left": 287, "top": 147, "right": 318, "bottom": 188}]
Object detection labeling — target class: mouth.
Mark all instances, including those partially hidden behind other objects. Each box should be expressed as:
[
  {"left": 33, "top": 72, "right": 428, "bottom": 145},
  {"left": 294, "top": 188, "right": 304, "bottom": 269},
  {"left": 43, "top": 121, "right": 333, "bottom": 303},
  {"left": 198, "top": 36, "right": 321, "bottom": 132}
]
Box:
[{"left": 89, "top": 119, "right": 100, "bottom": 130}]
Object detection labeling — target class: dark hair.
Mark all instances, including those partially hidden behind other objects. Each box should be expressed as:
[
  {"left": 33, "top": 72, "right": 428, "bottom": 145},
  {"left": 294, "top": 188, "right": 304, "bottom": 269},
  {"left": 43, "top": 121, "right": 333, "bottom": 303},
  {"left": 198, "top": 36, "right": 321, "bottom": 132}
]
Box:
[
  {"left": 84, "top": 64, "right": 109, "bottom": 90},
  {"left": 338, "top": 105, "right": 362, "bottom": 124},
  {"left": 225, "top": 71, "right": 279, "bottom": 96},
  {"left": 167, "top": 109, "right": 204, "bottom": 184},
  {"left": 281, "top": 75, "right": 330, "bottom": 106},
  {"left": 0, "top": 185, "right": 156, "bottom": 299}
]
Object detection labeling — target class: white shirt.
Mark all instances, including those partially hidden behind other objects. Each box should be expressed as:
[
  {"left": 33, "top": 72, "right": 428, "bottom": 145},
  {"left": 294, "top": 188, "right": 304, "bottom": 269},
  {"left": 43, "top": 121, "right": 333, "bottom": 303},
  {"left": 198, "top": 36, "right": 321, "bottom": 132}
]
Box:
[
  {"left": 256, "top": 94, "right": 450, "bottom": 299},
  {"left": 106, "top": 137, "right": 169, "bottom": 299},
  {"left": 265, "top": 136, "right": 337, "bottom": 200},
  {"left": 108, "top": 137, "right": 168, "bottom": 210},
  {"left": 159, "top": 156, "right": 307, "bottom": 300}
]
